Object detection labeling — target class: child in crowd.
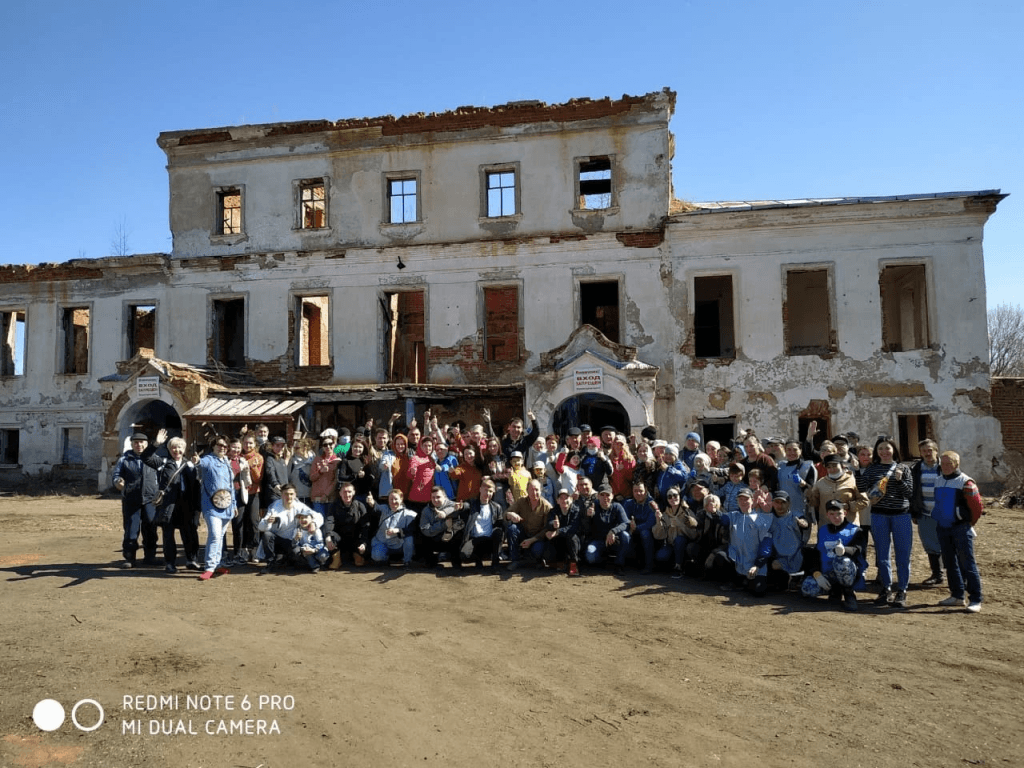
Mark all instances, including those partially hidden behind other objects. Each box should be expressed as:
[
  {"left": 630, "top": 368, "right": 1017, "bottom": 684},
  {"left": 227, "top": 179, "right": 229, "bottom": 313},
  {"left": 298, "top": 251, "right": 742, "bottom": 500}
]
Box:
[
  {"left": 293, "top": 510, "right": 330, "bottom": 572},
  {"left": 766, "top": 490, "right": 811, "bottom": 589},
  {"left": 803, "top": 499, "right": 868, "bottom": 611}
]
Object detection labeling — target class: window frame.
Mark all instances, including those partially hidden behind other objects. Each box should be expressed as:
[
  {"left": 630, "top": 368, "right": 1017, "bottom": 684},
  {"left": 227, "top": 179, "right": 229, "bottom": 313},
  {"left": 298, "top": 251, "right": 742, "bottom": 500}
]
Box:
[
  {"left": 60, "top": 424, "right": 86, "bottom": 467},
  {"left": 211, "top": 185, "right": 246, "bottom": 243},
  {"left": 0, "top": 427, "right": 19, "bottom": 467},
  {"left": 574, "top": 155, "right": 618, "bottom": 212},
  {"left": 383, "top": 171, "right": 422, "bottom": 225},
  {"left": 58, "top": 303, "right": 92, "bottom": 376},
  {"left": 295, "top": 177, "right": 330, "bottom": 231},
  {"left": 209, "top": 294, "right": 247, "bottom": 370},
  {"left": 479, "top": 162, "right": 521, "bottom": 220},
  {"left": 1, "top": 308, "right": 27, "bottom": 378},
  {"left": 782, "top": 264, "right": 837, "bottom": 356},
  {"left": 577, "top": 276, "right": 623, "bottom": 345},
  {"left": 879, "top": 260, "right": 932, "bottom": 352},
  {"left": 691, "top": 273, "right": 737, "bottom": 360},
  {"left": 292, "top": 291, "right": 333, "bottom": 368},
  {"left": 123, "top": 300, "right": 157, "bottom": 361}
]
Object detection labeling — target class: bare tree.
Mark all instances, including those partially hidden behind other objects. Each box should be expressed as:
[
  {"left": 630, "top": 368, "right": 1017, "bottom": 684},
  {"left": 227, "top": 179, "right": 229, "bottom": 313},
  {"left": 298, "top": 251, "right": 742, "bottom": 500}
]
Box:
[
  {"left": 989, "top": 302, "right": 1024, "bottom": 376},
  {"left": 110, "top": 216, "right": 131, "bottom": 257}
]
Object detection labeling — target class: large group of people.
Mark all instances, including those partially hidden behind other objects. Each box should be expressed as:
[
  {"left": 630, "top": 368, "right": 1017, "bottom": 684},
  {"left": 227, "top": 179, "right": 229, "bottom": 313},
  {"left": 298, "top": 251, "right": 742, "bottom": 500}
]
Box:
[{"left": 111, "top": 409, "right": 987, "bottom": 613}]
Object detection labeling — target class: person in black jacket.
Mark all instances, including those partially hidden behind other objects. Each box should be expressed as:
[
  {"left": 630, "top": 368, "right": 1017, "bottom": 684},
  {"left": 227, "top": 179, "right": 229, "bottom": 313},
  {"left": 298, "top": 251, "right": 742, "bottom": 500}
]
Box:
[
  {"left": 144, "top": 430, "right": 200, "bottom": 573},
  {"left": 260, "top": 436, "right": 290, "bottom": 514},
  {"left": 112, "top": 431, "right": 160, "bottom": 568}
]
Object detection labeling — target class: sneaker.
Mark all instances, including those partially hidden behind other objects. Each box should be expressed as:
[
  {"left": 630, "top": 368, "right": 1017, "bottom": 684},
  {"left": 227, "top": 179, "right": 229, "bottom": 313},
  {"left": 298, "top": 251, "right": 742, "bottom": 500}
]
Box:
[
  {"left": 922, "top": 573, "right": 944, "bottom": 587},
  {"left": 120, "top": 560, "right": 135, "bottom": 570},
  {"left": 506, "top": 561, "right": 519, "bottom": 572},
  {"left": 842, "top": 591, "right": 859, "bottom": 612},
  {"left": 568, "top": 562, "right": 580, "bottom": 577},
  {"left": 892, "top": 591, "right": 908, "bottom": 608},
  {"left": 874, "top": 589, "right": 893, "bottom": 606},
  {"left": 214, "top": 566, "right": 230, "bottom": 576},
  {"left": 164, "top": 563, "right": 177, "bottom": 574},
  {"left": 966, "top": 602, "right": 982, "bottom": 613},
  {"left": 186, "top": 560, "right": 202, "bottom": 571},
  {"left": 671, "top": 565, "right": 683, "bottom": 580},
  {"left": 198, "top": 571, "right": 214, "bottom": 581},
  {"left": 938, "top": 595, "right": 965, "bottom": 607}
]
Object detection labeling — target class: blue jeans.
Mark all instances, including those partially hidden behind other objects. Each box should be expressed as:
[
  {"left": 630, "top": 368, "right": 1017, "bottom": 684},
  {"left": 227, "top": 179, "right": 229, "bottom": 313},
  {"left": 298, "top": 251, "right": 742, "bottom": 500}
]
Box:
[
  {"left": 938, "top": 524, "right": 983, "bottom": 604},
  {"left": 371, "top": 536, "right": 415, "bottom": 564},
  {"left": 122, "top": 501, "right": 158, "bottom": 563},
  {"left": 916, "top": 514, "right": 941, "bottom": 556},
  {"left": 585, "top": 531, "right": 631, "bottom": 566},
  {"left": 872, "top": 512, "right": 913, "bottom": 592},
  {"left": 633, "top": 528, "right": 656, "bottom": 570},
  {"left": 202, "top": 511, "right": 232, "bottom": 571},
  {"left": 506, "top": 524, "right": 545, "bottom": 562}
]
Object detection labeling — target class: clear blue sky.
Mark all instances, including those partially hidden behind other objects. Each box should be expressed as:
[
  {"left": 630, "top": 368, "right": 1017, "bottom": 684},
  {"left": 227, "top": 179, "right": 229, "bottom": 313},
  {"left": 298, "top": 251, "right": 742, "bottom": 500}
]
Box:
[{"left": 1, "top": 0, "right": 1020, "bottom": 309}]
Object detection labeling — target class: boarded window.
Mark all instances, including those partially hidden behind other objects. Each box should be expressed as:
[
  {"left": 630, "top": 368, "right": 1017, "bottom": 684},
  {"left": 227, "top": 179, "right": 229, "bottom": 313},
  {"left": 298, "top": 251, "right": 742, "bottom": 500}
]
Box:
[
  {"left": 126, "top": 304, "right": 156, "bottom": 359},
  {"left": 693, "top": 276, "right": 735, "bottom": 358},
  {"left": 1, "top": 310, "right": 25, "bottom": 376},
  {"left": 61, "top": 427, "right": 84, "bottom": 465},
  {"left": 898, "top": 414, "right": 934, "bottom": 459},
  {"left": 581, "top": 281, "right": 620, "bottom": 343},
  {"left": 0, "top": 429, "right": 18, "bottom": 465},
  {"left": 300, "top": 181, "right": 326, "bottom": 229},
  {"left": 578, "top": 157, "right": 612, "bottom": 210},
  {"left": 484, "top": 286, "right": 520, "bottom": 362},
  {"left": 218, "top": 188, "right": 242, "bottom": 235},
  {"left": 298, "top": 295, "right": 330, "bottom": 366},
  {"left": 785, "top": 269, "right": 833, "bottom": 355},
  {"left": 212, "top": 298, "right": 245, "bottom": 369},
  {"left": 880, "top": 264, "right": 930, "bottom": 351},
  {"left": 382, "top": 290, "right": 426, "bottom": 383},
  {"left": 61, "top": 307, "right": 90, "bottom": 374}
]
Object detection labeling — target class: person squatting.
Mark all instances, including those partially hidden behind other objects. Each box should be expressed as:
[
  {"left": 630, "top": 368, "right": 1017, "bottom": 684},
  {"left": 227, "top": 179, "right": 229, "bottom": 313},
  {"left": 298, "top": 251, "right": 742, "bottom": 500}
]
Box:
[{"left": 112, "top": 410, "right": 987, "bottom": 613}]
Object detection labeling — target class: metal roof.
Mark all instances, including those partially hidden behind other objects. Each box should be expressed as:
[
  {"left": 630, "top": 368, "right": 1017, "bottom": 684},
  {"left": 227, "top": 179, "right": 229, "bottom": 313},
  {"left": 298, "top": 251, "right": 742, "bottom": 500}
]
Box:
[
  {"left": 679, "top": 189, "right": 1004, "bottom": 215},
  {"left": 183, "top": 397, "right": 307, "bottom": 419}
]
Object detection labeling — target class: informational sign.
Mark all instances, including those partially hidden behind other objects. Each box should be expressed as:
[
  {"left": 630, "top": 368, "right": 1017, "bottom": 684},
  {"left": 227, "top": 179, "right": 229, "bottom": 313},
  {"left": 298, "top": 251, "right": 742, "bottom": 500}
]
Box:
[
  {"left": 573, "top": 367, "right": 603, "bottom": 392},
  {"left": 137, "top": 377, "right": 161, "bottom": 398}
]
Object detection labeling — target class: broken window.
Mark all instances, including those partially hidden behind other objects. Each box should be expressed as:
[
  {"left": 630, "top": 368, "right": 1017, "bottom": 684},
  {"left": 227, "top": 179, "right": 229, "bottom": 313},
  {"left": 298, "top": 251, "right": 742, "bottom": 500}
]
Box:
[
  {"left": 299, "top": 181, "right": 326, "bottom": 229},
  {"left": 0, "top": 429, "right": 18, "bottom": 465},
  {"left": 381, "top": 290, "right": 426, "bottom": 383},
  {"left": 61, "top": 427, "right": 84, "bottom": 465},
  {"left": 580, "top": 280, "right": 620, "bottom": 343},
  {"left": 785, "top": 268, "right": 834, "bottom": 355},
  {"left": 217, "top": 188, "right": 242, "bottom": 235},
  {"left": 699, "top": 419, "right": 736, "bottom": 449},
  {"left": 211, "top": 298, "right": 245, "bottom": 369},
  {"left": 1, "top": 310, "right": 26, "bottom": 376},
  {"left": 388, "top": 177, "right": 418, "bottom": 224},
  {"left": 880, "top": 264, "right": 930, "bottom": 351},
  {"left": 484, "top": 286, "right": 520, "bottom": 362},
  {"left": 297, "top": 295, "right": 330, "bottom": 367},
  {"left": 126, "top": 304, "right": 156, "bottom": 359},
  {"left": 898, "top": 414, "right": 934, "bottom": 459},
  {"left": 693, "top": 276, "right": 735, "bottom": 358},
  {"left": 798, "top": 416, "right": 832, "bottom": 450},
  {"left": 486, "top": 170, "right": 517, "bottom": 217},
  {"left": 61, "top": 306, "right": 90, "bottom": 374},
  {"left": 578, "top": 156, "right": 612, "bottom": 210}
]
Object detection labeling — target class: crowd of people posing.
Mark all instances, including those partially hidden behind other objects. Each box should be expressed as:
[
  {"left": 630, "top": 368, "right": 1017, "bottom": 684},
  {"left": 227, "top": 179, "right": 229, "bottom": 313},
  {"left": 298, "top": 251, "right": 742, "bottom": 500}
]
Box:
[{"left": 110, "top": 410, "right": 986, "bottom": 613}]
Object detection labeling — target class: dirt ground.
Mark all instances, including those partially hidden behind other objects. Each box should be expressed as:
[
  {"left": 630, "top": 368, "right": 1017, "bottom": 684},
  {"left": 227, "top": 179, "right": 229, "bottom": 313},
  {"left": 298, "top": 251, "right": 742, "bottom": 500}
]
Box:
[{"left": 0, "top": 494, "right": 1021, "bottom": 768}]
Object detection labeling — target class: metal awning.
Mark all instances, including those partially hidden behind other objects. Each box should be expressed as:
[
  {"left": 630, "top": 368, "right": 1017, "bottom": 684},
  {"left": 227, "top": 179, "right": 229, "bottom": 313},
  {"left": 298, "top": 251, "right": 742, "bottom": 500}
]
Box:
[{"left": 182, "top": 397, "right": 307, "bottom": 419}]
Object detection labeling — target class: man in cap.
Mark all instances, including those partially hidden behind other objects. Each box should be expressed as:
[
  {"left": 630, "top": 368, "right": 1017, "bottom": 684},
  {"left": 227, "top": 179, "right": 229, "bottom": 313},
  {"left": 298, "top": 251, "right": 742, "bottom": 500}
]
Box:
[
  {"left": 583, "top": 484, "right": 631, "bottom": 573},
  {"left": 112, "top": 431, "right": 161, "bottom": 568}
]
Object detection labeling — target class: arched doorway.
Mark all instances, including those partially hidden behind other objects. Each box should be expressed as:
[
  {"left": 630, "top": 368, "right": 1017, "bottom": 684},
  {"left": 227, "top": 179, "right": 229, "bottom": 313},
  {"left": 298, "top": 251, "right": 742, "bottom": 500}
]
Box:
[
  {"left": 551, "top": 394, "right": 630, "bottom": 438},
  {"left": 118, "top": 399, "right": 182, "bottom": 449}
]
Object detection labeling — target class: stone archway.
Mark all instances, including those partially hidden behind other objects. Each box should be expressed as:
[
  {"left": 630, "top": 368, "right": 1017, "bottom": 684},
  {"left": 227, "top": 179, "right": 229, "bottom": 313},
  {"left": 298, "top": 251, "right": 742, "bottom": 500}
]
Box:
[{"left": 117, "top": 398, "right": 183, "bottom": 448}]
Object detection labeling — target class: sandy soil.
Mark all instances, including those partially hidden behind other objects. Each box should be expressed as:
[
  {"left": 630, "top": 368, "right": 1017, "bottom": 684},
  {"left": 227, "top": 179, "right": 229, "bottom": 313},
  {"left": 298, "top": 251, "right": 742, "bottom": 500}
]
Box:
[{"left": 0, "top": 494, "right": 1022, "bottom": 768}]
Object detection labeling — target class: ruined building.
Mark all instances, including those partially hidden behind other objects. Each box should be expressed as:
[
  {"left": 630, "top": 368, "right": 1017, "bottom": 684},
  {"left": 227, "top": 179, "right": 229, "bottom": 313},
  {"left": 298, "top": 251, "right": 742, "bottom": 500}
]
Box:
[{"left": 0, "top": 89, "right": 1009, "bottom": 488}]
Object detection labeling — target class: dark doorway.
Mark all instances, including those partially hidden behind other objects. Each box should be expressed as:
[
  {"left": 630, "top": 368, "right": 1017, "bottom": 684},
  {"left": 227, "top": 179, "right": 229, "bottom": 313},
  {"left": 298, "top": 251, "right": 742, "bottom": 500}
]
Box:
[{"left": 552, "top": 394, "right": 629, "bottom": 438}]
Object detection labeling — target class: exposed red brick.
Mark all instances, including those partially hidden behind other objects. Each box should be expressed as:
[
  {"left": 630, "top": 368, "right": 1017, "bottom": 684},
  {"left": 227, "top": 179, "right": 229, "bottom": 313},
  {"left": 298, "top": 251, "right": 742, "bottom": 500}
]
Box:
[{"left": 615, "top": 229, "right": 664, "bottom": 248}]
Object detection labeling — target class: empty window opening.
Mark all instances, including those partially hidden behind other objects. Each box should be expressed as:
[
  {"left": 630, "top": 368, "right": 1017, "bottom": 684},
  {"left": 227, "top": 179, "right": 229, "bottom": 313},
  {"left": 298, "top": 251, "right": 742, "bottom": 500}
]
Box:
[
  {"left": 880, "top": 264, "right": 930, "bottom": 351},
  {"left": 127, "top": 304, "right": 156, "bottom": 359},
  {"left": 300, "top": 181, "right": 326, "bottom": 229},
  {"left": 1, "top": 310, "right": 26, "bottom": 376},
  {"left": 388, "top": 178, "right": 418, "bottom": 224},
  {"left": 486, "top": 171, "right": 516, "bottom": 217},
  {"left": 898, "top": 414, "right": 934, "bottom": 459},
  {"left": 62, "top": 427, "right": 85, "bottom": 465},
  {"left": 578, "top": 157, "right": 612, "bottom": 210},
  {"left": 61, "top": 307, "right": 90, "bottom": 374},
  {"left": 381, "top": 290, "right": 426, "bottom": 383},
  {"left": 212, "top": 298, "right": 245, "bottom": 369},
  {"left": 218, "top": 188, "right": 242, "bottom": 235},
  {"left": 798, "top": 417, "right": 832, "bottom": 450},
  {"left": 0, "top": 429, "right": 18, "bottom": 465},
  {"left": 785, "top": 269, "right": 833, "bottom": 355},
  {"left": 580, "top": 281, "right": 620, "bottom": 343},
  {"left": 298, "top": 295, "right": 330, "bottom": 367},
  {"left": 484, "top": 286, "right": 520, "bottom": 362},
  {"left": 693, "top": 276, "right": 735, "bottom": 358},
  {"left": 700, "top": 419, "right": 736, "bottom": 449}
]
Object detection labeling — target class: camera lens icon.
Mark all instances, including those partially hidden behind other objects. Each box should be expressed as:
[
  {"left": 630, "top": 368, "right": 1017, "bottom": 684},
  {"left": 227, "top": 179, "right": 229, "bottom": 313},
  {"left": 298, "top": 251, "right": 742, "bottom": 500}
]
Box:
[{"left": 32, "top": 699, "right": 104, "bottom": 732}]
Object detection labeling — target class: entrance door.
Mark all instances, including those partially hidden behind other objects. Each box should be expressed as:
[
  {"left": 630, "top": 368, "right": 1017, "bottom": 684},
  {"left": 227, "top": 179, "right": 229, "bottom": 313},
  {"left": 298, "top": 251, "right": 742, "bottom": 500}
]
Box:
[{"left": 552, "top": 394, "right": 629, "bottom": 438}]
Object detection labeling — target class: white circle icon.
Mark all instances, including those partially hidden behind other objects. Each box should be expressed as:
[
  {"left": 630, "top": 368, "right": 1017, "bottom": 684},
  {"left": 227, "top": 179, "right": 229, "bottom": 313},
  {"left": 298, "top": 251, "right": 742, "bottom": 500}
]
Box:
[
  {"left": 71, "top": 699, "right": 104, "bottom": 732},
  {"left": 32, "top": 699, "right": 65, "bottom": 731}
]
